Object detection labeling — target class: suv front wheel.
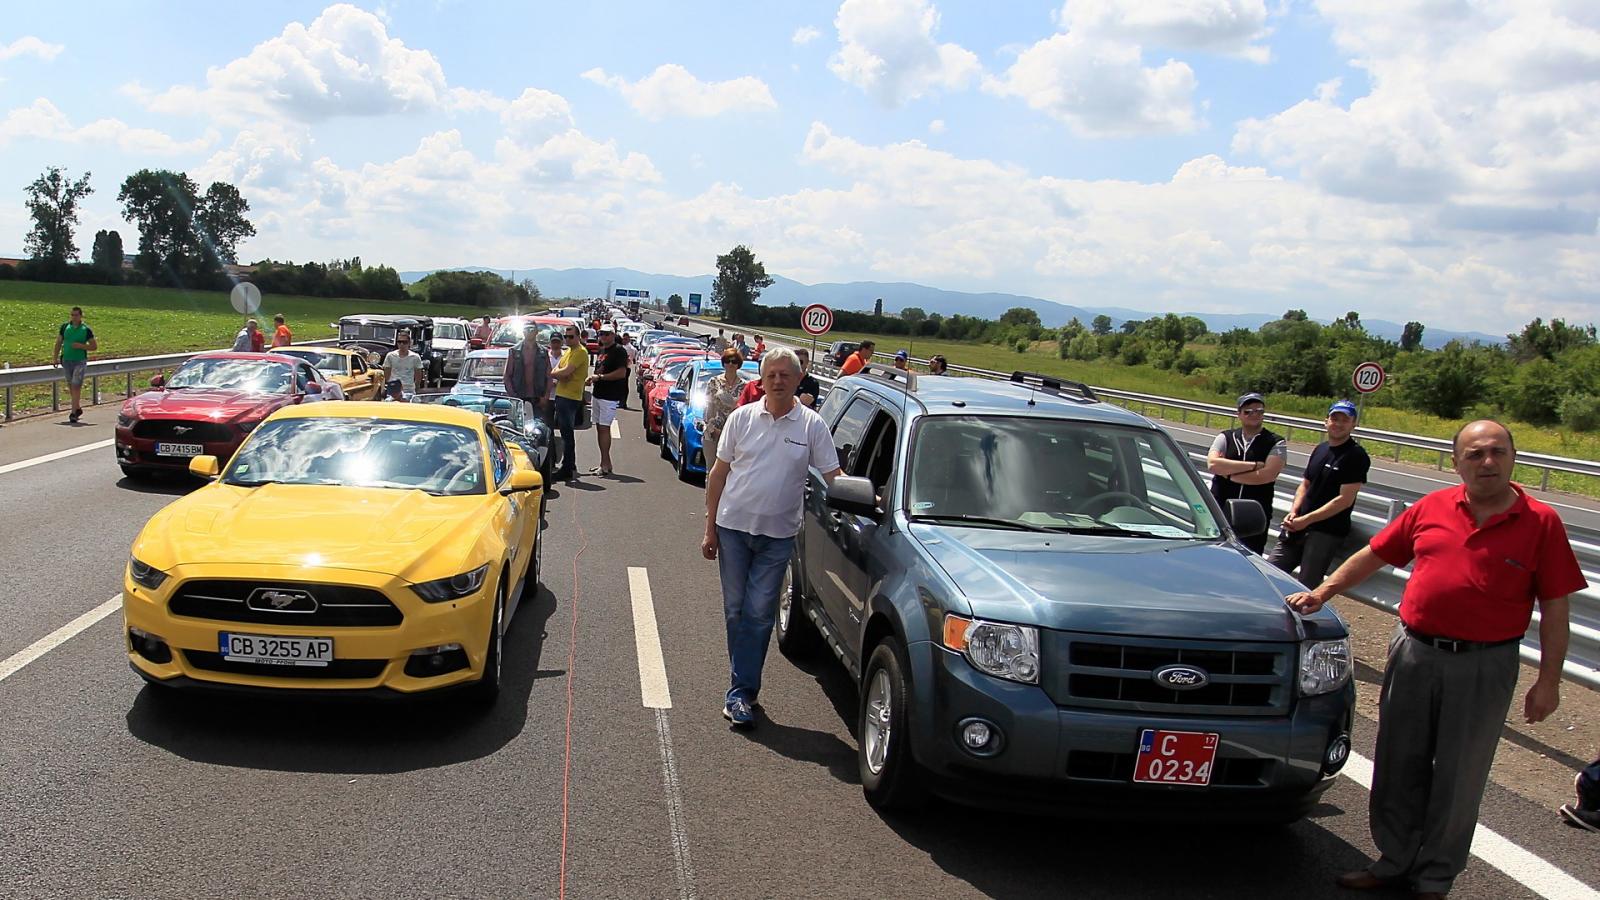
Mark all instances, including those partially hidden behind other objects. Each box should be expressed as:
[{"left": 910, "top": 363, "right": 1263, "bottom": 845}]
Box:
[
  {"left": 859, "top": 639, "right": 927, "bottom": 812},
  {"left": 775, "top": 559, "right": 820, "bottom": 660}
]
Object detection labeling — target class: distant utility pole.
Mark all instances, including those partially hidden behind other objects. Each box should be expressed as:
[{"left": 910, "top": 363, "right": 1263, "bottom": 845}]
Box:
[{"left": 605, "top": 279, "right": 613, "bottom": 304}]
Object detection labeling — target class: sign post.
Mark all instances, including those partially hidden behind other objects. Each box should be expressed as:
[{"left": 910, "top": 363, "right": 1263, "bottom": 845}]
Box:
[
  {"left": 801, "top": 303, "right": 833, "bottom": 368},
  {"left": 1352, "top": 361, "right": 1386, "bottom": 422}
]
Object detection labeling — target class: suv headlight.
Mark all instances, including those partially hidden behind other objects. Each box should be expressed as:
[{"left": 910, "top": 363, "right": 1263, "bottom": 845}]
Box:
[
  {"left": 1299, "top": 638, "right": 1352, "bottom": 696},
  {"left": 942, "top": 614, "right": 1040, "bottom": 684},
  {"left": 129, "top": 556, "right": 168, "bottom": 590},
  {"left": 412, "top": 563, "right": 491, "bottom": 603}
]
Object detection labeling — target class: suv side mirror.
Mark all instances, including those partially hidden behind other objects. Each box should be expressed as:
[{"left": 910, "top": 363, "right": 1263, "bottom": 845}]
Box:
[
  {"left": 1226, "top": 498, "right": 1267, "bottom": 538},
  {"left": 826, "top": 475, "right": 880, "bottom": 519}
]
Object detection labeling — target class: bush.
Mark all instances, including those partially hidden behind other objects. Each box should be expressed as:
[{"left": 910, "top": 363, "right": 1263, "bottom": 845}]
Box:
[
  {"left": 1559, "top": 392, "right": 1600, "bottom": 432},
  {"left": 0, "top": 263, "right": 15, "bottom": 280},
  {"left": 1499, "top": 358, "right": 1563, "bottom": 425},
  {"left": 1400, "top": 341, "right": 1491, "bottom": 419},
  {"left": 1013, "top": 338, "right": 1029, "bottom": 354},
  {"left": 1175, "top": 349, "right": 1204, "bottom": 375},
  {"left": 1119, "top": 340, "right": 1148, "bottom": 366}
]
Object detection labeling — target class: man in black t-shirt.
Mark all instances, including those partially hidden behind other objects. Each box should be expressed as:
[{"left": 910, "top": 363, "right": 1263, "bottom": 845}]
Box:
[
  {"left": 1268, "top": 399, "right": 1371, "bottom": 588},
  {"left": 795, "top": 348, "right": 821, "bottom": 408},
  {"left": 1206, "top": 392, "right": 1287, "bottom": 554},
  {"left": 585, "top": 325, "right": 630, "bottom": 476}
]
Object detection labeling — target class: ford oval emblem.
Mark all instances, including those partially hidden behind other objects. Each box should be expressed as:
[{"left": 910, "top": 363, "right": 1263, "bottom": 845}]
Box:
[{"left": 1153, "top": 664, "right": 1209, "bottom": 691}]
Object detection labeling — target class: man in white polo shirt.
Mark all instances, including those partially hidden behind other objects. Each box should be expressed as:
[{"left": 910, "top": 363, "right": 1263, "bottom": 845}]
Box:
[{"left": 702, "top": 346, "right": 842, "bottom": 728}]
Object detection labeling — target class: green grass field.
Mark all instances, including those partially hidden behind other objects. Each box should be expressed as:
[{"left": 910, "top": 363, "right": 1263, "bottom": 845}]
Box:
[{"left": 0, "top": 280, "right": 496, "bottom": 367}]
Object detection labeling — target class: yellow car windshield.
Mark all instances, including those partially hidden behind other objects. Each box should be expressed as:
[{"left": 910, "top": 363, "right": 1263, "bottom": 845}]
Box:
[{"left": 225, "top": 418, "right": 486, "bottom": 496}]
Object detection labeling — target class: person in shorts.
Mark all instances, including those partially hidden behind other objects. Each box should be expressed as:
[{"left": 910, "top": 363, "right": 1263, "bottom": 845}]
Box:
[
  {"left": 53, "top": 306, "right": 97, "bottom": 422},
  {"left": 550, "top": 324, "right": 591, "bottom": 483},
  {"left": 585, "top": 325, "right": 629, "bottom": 476},
  {"left": 382, "top": 333, "right": 425, "bottom": 393}
]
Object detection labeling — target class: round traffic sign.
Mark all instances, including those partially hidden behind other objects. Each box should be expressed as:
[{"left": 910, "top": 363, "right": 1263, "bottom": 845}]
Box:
[
  {"left": 1352, "top": 361, "right": 1386, "bottom": 394},
  {"left": 230, "top": 282, "right": 262, "bottom": 316},
  {"left": 801, "top": 303, "right": 833, "bottom": 336}
]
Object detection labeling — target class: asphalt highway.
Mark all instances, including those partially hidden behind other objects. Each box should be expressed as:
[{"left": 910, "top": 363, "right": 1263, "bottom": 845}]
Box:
[{"left": 1, "top": 406, "right": 1597, "bottom": 899}]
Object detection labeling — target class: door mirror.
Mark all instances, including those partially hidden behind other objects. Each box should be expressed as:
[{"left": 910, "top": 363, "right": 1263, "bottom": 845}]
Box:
[
  {"left": 1226, "top": 498, "right": 1268, "bottom": 538},
  {"left": 668, "top": 388, "right": 687, "bottom": 402},
  {"left": 502, "top": 468, "right": 543, "bottom": 494},
  {"left": 826, "top": 475, "right": 880, "bottom": 519},
  {"left": 188, "top": 455, "right": 221, "bottom": 479}
]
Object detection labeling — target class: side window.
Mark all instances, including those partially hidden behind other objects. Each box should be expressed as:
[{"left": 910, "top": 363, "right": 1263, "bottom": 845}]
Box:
[
  {"left": 831, "top": 397, "right": 877, "bottom": 468},
  {"left": 295, "top": 365, "right": 313, "bottom": 391},
  {"left": 351, "top": 354, "right": 365, "bottom": 374},
  {"left": 815, "top": 385, "right": 849, "bottom": 425},
  {"left": 853, "top": 412, "right": 899, "bottom": 494},
  {"left": 487, "top": 429, "right": 510, "bottom": 486}
]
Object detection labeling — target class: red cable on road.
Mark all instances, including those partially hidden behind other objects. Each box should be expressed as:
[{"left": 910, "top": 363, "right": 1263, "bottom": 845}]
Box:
[{"left": 557, "top": 487, "right": 589, "bottom": 900}]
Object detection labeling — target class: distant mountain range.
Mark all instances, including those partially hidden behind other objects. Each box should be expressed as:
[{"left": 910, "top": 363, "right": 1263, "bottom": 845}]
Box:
[{"left": 398, "top": 265, "right": 1504, "bottom": 349}]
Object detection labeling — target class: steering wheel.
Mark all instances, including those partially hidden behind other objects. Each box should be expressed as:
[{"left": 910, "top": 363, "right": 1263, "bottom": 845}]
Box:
[{"left": 1073, "top": 491, "right": 1149, "bottom": 517}]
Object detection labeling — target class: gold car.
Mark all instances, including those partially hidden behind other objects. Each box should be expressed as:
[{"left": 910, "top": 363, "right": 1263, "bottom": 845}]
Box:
[
  {"left": 272, "top": 346, "right": 385, "bottom": 400},
  {"left": 122, "top": 401, "right": 543, "bottom": 702}
]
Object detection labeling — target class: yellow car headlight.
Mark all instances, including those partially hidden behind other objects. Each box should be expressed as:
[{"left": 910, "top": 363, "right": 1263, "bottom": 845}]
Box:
[
  {"left": 412, "top": 563, "right": 491, "bottom": 603},
  {"left": 129, "top": 556, "right": 169, "bottom": 590}
]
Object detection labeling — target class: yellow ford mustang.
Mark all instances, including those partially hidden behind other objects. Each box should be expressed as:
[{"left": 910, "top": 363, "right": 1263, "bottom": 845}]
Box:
[{"left": 122, "top": 401, "right": 543, "bottom": 702}]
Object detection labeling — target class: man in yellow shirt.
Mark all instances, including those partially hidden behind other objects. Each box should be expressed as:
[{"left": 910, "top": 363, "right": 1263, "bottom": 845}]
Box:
[{"left": 549, "top": 324, "right": 591, "bottom": 483}]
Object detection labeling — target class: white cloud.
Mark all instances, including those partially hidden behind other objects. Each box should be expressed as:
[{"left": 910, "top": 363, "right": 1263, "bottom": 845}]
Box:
[
  {"left": 0, "top": 36, "right": 64, "bottom": 62},
  {"left": 829, "top": 0, "right": 982, "bottom": 106},
  {"left": 141, "top": 4, "right": 488, "bottom": 123},
  {"left": 499, "top": 88, "right": 576, "bottom": 144},
  {"left": 0, "top": 98, "right": 215, "bottom": 154},
  {"left": 581, "top": 64, "right": 776, "bottom": 120},
  {"left": 793, "top": 25, "right": 821, "bottom": 45},
  {"left": 986, "top": 32, "right": 1199, "bottom": 137},
  {"left": 928, "top": 118, "right": 946, "bottom": 134},
  {"left": 1058, "top": 0, "right": 1271, "bottom": 61}
]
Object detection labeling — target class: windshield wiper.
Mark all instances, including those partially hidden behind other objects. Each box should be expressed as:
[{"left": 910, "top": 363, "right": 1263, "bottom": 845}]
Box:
[
  {"left": 227, "top": 478, "right": 289, "bottom": 487},
  {"left": 1037, "top": 524, "right": 1182, "bottom": 539},
  {"left": 909, "top": 514, "right": 1051, "bottom": 532}
]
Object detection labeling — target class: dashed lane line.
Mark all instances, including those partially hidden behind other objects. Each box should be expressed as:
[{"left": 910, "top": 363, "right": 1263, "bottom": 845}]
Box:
[
  {"left": 0, "top": 595, "right": 121, "bottom": 685},
  {"left": 0, "top": 439, "right": 114, "bottom": 477},
  {"left": 628, "top": 566, "right": 696, "bottom": 900},
  {"left": 1342, "top": 753, "right": 1599, "bottom": 900}
]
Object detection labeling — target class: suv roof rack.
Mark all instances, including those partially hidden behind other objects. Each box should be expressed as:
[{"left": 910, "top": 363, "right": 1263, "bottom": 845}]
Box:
[
  {"left": 1008, "top": 370, "right": 1098, "bottom": 403},
  {"left": 857, "top": 362, "right": 918, "bottom": 392}
]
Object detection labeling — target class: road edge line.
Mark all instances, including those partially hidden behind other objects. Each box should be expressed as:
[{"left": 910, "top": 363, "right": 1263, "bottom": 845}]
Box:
[
  {"left": 0, "top": 439, "right": 115, "bottom": 477},
  {"left": 0, "top": 595, "right": 121, "bottom": 685},
  {"left": 627, "top": 566, "right": 673, "bottom": 709}
]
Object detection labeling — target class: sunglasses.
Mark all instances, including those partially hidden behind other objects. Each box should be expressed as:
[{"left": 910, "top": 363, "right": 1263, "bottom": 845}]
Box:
[{"left": 1240, "top": 407, "right": 1265, "bottom": 415}]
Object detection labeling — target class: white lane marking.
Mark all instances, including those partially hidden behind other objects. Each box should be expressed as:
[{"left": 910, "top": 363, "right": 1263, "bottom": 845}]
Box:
[
  {"left": 1343, "top": 752, "right": 1598, "bottom": 899},
  {"left": 0, "top": 595, "right": 121, "bottom": 685},
  {"left": 627, "top": 566, "right": 672, "bottom": 709},
  {"left": 653, "top": 708, "right": 698, "bottom": 900},
  {"left": 0, "top": 439, "right": 114, "bottom": 477}
]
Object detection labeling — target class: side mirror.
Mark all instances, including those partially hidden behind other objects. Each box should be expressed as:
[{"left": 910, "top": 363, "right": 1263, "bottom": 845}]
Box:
[
  {"left": 668, "top": 388, "right": 687, "bottom": 402},
  {"left": 502, "top": 468, "right": 543, "bottom": 494},
  {"left": 189, "top": 455, "right": 221, "bottom": 479},
  {"left": 1226, "top": 498, "right": 1268, "bottom": 539},
  {"left": 826, "top": 475, "right": 880, "bottom": 519}
]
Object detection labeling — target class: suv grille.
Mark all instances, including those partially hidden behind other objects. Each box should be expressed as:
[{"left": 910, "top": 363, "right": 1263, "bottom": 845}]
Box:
[
  {"left": 183, "top": 650, "right": 386, "bottom": 680},
  {"left": 133, "top": 420, "right": 235, "bottom": 442},
  {"left": 169, "top": 580, "right": 403, "bottom": 627},
  {"left": 1046, "top": 634, "right": 1291, "bottom": 716}
]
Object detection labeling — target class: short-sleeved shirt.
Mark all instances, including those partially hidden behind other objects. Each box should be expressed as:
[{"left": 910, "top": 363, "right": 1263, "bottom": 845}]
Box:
[
  {"left": 250, "top": 330, "right": 265, "bottom": 352},
  {"left": 797, "top": 374, "right": 821, "bottom": 405},
  {"left": 555, "top": 345, "right": 590, "bottom": 401},
  {"left": 840, "top": 353, "right": 868, "bottom": 376},
  {"left": 383, "top": 351, "right": 424, "bottom": 386},
  {"left": 737, "top": 380, "right": 764, "bottom": 407},
  {"left": 1371, "top": 484, "right": 1587, "bottom": 641},
  {"left": 1299, "top": 439, "right": 1371, "bottom": 535},
  {"left": 59, "top": 323, "right": 94, "bottom": 361},
  {"left": 231, "top": 328, "right": 252, "bottom": 352},
  {"left": 715, "top": 400, "right": 842, "bottom": 539},
  {"left": 592, "top": 343, "right": 629, "bottom": 402},
  {"left": 272, "top": 324, "right": 292, "bottom": 347}
]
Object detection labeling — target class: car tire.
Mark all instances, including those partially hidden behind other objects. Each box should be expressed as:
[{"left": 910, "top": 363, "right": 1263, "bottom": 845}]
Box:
[
  {"left": 644, "top": 408, "right": 660, "bottom": 444},
  {"left": 775, "top": 558, "right": 821, "bottom": 660},
  {"left": 472, "top": 579, "right": 505, "bottom": 706},
  {"left": 660, "top": 426, "right": 673, "bottom": 460},
  {"left": 859, "top": 639, "right": 928, "bottom": 812},
  {"left": 676, "top": 434, "right": 694, "bottom": 483}
]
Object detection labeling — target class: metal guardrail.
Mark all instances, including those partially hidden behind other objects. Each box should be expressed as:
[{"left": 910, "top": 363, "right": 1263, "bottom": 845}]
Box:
[
  {"left": 659, "top": 317, "right": 1600, "bottom": 690},
  {"left": 0, "top": 341, "right": 338, "bottom": 421}
]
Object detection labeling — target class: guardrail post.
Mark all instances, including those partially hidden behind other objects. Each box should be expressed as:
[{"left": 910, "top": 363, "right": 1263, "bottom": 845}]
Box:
[
  {"left": 51, "top": 381, "right": 59, "bottom": 412},
  {"left": 125, "top": 372, "right": 132, "bottom": 399},
  {"left": 1386, "top": 498, "right": 1408, "bottom": 522},
  {"left": 1541, "top": 468, "right": 1552, "bottom": 491},
  {"left": 1437, "top": 450, "right": 1445, "bottom": 470},
  {"left": 3, "top": 386, "right": 10, "bottom": 421},
  {"left": 1179, "top": 407, "right": 1187, "bottom": 424},
  {"left": 1393, "top": 442, "right": 1402, "bottom": 461},
  {"left": 92, "top": 375, "right": 99, "bottom": 406}
]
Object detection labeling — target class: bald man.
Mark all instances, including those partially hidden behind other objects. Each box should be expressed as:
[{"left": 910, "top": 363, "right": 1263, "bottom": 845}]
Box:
[{"left": 1287, "top": 420, "right": 1584, "bottom": 898}]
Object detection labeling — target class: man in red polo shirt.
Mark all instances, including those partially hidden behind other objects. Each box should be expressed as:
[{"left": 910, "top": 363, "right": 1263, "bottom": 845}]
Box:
[{"left": 1286, "top": 420, "right": 1584, "bottom": 899}]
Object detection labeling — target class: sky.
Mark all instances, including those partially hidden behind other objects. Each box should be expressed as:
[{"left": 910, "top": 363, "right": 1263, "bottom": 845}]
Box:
[{"left": 0, "top": 0, "right": 1596, "bottom": 332}]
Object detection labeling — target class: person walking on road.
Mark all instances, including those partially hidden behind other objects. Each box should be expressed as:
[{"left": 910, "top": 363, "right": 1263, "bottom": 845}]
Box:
[
  {"left": 1286, "top": 420, "right": 1583, "bottom": 899},
  {"left": 585, "top": 325, "right": 628, "bottom": 476},
  {"left": 702, "top": 347, "right": 842, "bottom": 728},
  {"left": 382, "top": 333, "right": 425, "bottom": 394},
  {"left": 271, "top": 314, "right": 292, "bottom": 348},
  {"left": 1268, "top": 400, "right": 1370, "bottom": 587},
  {"left": 840, "top": 340, "right": 875, "bottom": 377},
  {"left": 231, "top": 319, "right": 260, "bottom": 352},
  {"left": 503, "top": 321, "right": 552, "bottom": 424},
  {"left": 1563, "top": 751, "right": 1600, "bottom": 833},
  {"left": 618, "top": 332, "right": 637, "bottom": 410},
  {"left": 52, "top": 306, "right": 97, "bottom": 423},
  {"left": 550, "top": 324, "right": 590, "bottom": 484},
  {"left": 1206, "top": 392, "right": 1288, "bottom": 555},
  {"left": 704, "top": 348, "right": 745, "bottom": 466},
  {"left": 707, "top": 328, "right": 728, "bottom": 354}
]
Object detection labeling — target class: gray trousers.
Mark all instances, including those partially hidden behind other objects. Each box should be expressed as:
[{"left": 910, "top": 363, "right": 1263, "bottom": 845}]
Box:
[
  {"left": 1266, "top": 529, "right": 1343, "bottom": 589},
  {"left": 1368, "top": 627, "right": 1520, "bottom": 894}
]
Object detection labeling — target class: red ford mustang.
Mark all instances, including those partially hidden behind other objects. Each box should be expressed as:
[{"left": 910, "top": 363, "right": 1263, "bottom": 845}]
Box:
[
  {"left": 643, "top": 358, "right": 699, "bottom": 443},
  {"left": 114, "top": 352, "right": 330, "bottom": 479}
]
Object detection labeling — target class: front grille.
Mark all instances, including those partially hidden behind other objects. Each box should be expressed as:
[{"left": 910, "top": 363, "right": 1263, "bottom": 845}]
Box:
[
  {"left": 1046, "top": 634, "right": 1291, "bottom": 716},
  {"left": 169, "top": 580, "right": 403, "bottom": 627},
  {"left": 1066, "top": 750, "right": 1271, "bottom": 786},
  {"left": 132, "top": 420, "right": 235, "bottom": 443},
  {"left": 183, "top": 650, "right": 387, "bottom": 680}
]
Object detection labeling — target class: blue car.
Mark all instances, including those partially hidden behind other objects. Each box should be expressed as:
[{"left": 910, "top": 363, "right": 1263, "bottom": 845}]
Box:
[{"left": 661, "top": 359, "right": 759, "bottom": 482}]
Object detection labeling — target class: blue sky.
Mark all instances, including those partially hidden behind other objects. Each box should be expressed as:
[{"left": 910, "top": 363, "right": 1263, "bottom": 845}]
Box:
[{"left": 1, "top": 1, "right": 1595, "bottom": 332}]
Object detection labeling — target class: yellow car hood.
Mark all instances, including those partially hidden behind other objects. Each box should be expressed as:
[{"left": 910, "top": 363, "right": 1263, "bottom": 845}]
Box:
[{"left": 138, "top": 483, "right": 494, "bottom": 579}]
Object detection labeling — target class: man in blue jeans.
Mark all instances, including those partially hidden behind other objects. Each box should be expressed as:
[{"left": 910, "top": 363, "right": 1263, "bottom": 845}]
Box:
[{"left": 701, "top": 347, "right": 841, "bottom": 728}]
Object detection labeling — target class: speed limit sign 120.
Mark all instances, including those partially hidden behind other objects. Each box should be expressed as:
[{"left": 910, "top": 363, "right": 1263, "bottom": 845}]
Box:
[
  {"left": 1352, "top": 362, "right": 1386, "bottom": 394},
  {"left": 801, "top": 303, "right": 834, "bottom": 336}
]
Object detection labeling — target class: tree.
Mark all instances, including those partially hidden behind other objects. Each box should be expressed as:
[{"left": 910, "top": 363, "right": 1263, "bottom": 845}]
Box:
[
  {"left": 899, "top": 306, "right": 927, "bottom": 325},
  {"left": 1508, "top": 318, "right": 1597, "bottom": 363},
  {"left": 1091, "top": 314, "right": 1113, "bottom": 336},
  {"left": 1000, "top": 306, "right": 1041, "bottom": 327},
  {"left": 24, "top": 167, "right": 93, "bottom": 268},
  {"left": 1282, "top": 309, "right": 1309, "bottom": 321},
  {"left": 119, "top": 169, "right": 255, "bottom": 286},
  {"left": 873, "top": 297, "right": 884, "bottom": 317},
  {"left": 1400, "top": 321, "right": 1425, "bottom": 352},
  {"left": 90, "top": 229, "right": 123, "bottom": 277},
  {"left": 519, "top": 278, "right": 542, "bottom": 304},
  {"left": 1180, "top": 316, "right": 1208, "bottom": 342},
  {"left": 710, "top": 245, "right": 773, "bottom": 324},
  {"left": 1400, "top": 341, "right": 1491, "bottom": 418},
  {"left": 667, "top": 293, "right": 685, "bottom": 314},
  {"left": 1119, "top": 319, "right": 1142, "bottom": 335},
  {"left": 193, "top": 182, "right": 255, "bottom": 267}
]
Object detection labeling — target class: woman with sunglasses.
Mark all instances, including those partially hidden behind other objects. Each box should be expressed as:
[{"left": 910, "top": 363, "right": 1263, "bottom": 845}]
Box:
[{"left": 703, "top": 349, "right": 746, "bottom": 465}]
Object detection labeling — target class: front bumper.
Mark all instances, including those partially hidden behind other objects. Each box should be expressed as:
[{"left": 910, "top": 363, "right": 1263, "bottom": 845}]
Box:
[
  {"left": 123, "top": 563, "right": 496, "bottom": 696},
  {"left": 909, "top": 643, "right": 1354, "bottom": 820},
  {"left": 115, "top": 426, "right": 244, "bottom": 472}
]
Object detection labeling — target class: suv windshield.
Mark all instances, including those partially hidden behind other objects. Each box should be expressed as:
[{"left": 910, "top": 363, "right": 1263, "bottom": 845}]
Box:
[
  {"left": 435, "top": 322, "right": 468, "bottom": 341},
  {"left": 274, "top": 349, "right": 346, "bottom": 373},
  {"left": 460, "top": 355, "right": 508, "bottom": 381},
  {"left": 906, "top": 416, "right": 1221, "bottom": 539},
  {"left": 168, "top": 358, "right": 293, "bottom": 393},
  {"left": 490, "top": 322, "right": 559, "bottom": 347},
  {"left": 224, "top": 418, "right": 485, "bottom": 495}
]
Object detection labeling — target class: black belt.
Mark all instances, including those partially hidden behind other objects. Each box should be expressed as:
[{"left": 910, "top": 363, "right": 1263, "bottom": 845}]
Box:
[{"left": 1404, "top": 627, "right": 1521, "bottom": 653}]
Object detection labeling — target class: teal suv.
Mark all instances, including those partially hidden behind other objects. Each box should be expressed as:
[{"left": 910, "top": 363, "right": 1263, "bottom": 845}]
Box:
[{"left": 778, "top": 367, "right": 1356, "bottom": 821}]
